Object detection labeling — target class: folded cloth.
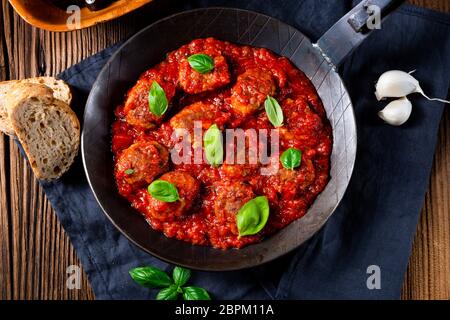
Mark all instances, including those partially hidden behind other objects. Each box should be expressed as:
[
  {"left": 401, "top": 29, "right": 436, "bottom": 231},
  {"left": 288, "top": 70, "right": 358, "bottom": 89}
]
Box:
[{"left": 36, "top": 0, "right": 449, "bottom": 299}]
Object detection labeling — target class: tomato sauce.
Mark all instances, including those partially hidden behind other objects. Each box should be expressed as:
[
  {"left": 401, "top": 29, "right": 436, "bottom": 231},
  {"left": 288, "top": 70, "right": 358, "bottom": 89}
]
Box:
[{"left": 112, "top": 38, "right": 332, "bottom": 249}]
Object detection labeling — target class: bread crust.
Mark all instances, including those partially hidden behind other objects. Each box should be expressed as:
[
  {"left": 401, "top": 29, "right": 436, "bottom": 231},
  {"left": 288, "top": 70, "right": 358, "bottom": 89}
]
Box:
[
  {"left": 0, "top": 77, "right": 72, "bottom": 137},
  {"left": 7, "top": 83, "right": 80, "bottom": 180}
]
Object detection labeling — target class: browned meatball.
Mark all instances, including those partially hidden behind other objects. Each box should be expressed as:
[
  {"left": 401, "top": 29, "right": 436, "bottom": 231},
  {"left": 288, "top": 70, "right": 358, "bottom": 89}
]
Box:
[
  {"left": 147, "top": 171, "right": 200, "bottom": 222},
  {"left": 278, "top": 98, "right": 324, "bottom": 149},
  {"left": 230, "top": 68, "right": 276, "bottom": 117},
  {"left": 219, "top": 132, "right": 260, "bottom": 179},
  {"left": 266, "top": 158, "right": 316, "bottom": 200},
  {"left": 213, "top": 181, "right": 255, "bottom": 235},
  {"left": 219, "top": 146, "right": 259, "bottom": 180},
  {"left": 219, "top": 163, "right": 259, "bottom": 180},
  {"left": 124, "top": 73, "right": 176, "bottom": 129},
  {"left": 178, "top": 54, "right": 230, "bottom": 94},
  {"left": 169, "top": 101, "right": 225, "bottom": 139},
  {"left": 115, "top": 140, "right": 169, "bottom": 193},
  {"left": 282, "top": 98, "right": 323, "bottom": 132}
]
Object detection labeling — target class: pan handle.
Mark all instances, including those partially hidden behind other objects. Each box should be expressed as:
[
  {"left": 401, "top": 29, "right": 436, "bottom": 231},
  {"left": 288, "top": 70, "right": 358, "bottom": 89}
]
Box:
[{"left": 314, "top": 0, "right": 405, "bottom": 68}]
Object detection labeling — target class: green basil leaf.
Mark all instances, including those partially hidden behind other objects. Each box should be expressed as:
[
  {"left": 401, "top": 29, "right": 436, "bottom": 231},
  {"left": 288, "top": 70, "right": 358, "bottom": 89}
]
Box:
[
  {"left": 173, "top": 266, "right": 191, "bottom": 287},
  {"left": 264, "top": 96, "right": 284, "bottom": 127},
  {"left": 124, "top": 169, "right": 134, "bottom": 175},
  {"left": 182, "top": 286, "right": 211, "bottom": 300},
  {"left": 203, "top": 124, "right": 223, "bottom": 167},
  {"left": 187, "top": 54, "right": 215, "bottom": 74},
  {"left": 280, "top": 148, "right": 302, "bottom": 170},
  {"left": 129, "top": 266, "right": 173, "bottom": 288},
  {"left": 156, "top": 284, "right": 180, "bottom": 300},
  {"left": 148, "top": 180, "right": 179, "bottom": 202},
  {"left": 236, "top": 196, "right": 270, "bottom": 237},
  {"left": 148, "top": 81, "right": 168, "bottom": 117}
]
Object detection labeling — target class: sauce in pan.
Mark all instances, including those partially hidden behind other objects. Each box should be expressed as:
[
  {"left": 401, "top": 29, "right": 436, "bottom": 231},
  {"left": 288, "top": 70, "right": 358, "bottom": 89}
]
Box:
[{"left": 112, "top": 38, "right": 332, "bottom": 249}]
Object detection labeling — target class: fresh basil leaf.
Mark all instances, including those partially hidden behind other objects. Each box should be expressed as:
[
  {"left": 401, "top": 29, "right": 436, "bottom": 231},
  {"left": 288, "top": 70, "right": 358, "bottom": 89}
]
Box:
[
  {"left": 203, "top": 124, "right": 223, "bottom": 167},
  {"left": 148, "top": 180, "right": 179, "bottom": 202},
  {"left": 124, "top": 169, "right": 134, "bottom": 175},
  {"left": 182, "top": 286, "right": 211, "bottom": 300},
  {"left": 187, "top": 54, "right": 215, "bottom": 74},
  {"left": 156, "top": 284, "right": 180, "bottom": 300},
  {"left": 148, "top": 81, "right": 168, "bottom": 117},
  {"left": 280, "top": 148, "right": 302, "bottom": 170},
  {"left": 129, "top": 266, "right": 173, "bottom": 288},
  {"left": 264, "top": 96, "right": 284, "bottom": 127},
  {"left": 236, "top": 196, "right": 270, "bottom": 237},
  {"left": 173, "top": 266, "right": 191, "bottom": 287}
]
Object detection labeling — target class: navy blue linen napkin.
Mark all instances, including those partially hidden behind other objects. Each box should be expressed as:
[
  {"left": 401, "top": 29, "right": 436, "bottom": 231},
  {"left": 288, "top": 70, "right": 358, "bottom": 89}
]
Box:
[{"left": 36, "top": 0, "right": 449, "bottom": 299}]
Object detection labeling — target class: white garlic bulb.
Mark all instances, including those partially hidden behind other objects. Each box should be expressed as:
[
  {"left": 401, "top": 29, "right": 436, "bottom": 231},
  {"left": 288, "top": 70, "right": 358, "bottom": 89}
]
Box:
[
  {"left": 378, "top": 97, "right": 412, "bottom": 126},
  {"left": 375, "top": 70, "right": 449, "bottom": 103}
]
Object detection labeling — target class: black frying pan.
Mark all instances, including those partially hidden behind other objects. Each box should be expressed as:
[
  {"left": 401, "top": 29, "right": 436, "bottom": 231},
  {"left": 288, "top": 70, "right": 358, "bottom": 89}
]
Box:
[{"left": 82, "top": 1, "right": 404, "bottom": 271}]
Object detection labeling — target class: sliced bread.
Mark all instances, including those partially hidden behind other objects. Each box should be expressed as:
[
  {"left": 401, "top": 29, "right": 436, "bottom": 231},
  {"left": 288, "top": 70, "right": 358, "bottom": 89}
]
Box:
[
  {"left": 7, "top": 83, "right": 80, "bottom": 180},
  {"left": 0, "top": 77, "right": 72, "bottom": 136}
]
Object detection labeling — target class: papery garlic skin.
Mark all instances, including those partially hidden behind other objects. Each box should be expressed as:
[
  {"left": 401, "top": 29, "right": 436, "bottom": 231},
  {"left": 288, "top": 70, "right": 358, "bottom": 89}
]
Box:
[
  {"left": 375, "top": 70, "right": 450, "bottom": 103},
  {"left": 375, "top": 70, "right": 419, "bottom": 100},
  {"left": 378, "top": 97, "right": 412, "bottom": 126}
]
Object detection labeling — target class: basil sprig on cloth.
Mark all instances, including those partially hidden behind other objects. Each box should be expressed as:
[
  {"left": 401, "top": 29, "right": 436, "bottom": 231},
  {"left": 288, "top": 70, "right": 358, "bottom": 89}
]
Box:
[
  {"left": 148, "top": 81, "right": 168, "bottom": 117},
  {"left": 128, "top": 266, "right": 172, "bottom": 288},
  {"left": 129, "top": 266, "right": 211, "bottom": 300},
  {"left": 280, "top": 148, "right": 302, "bottom": 170},
  {"left": 236, "top": 196, "right": 270, "bottom": 237},
  {"left": 148, "top": 180, "right": 179, "bottom": 202},
  {"left": 182, "top": 287, "right": 211, "bottom": 300},
  {"left": 264, "top": 96, "right": 284, "bottom": 127},
  {"left": 173, "top": 265, "right": 191, "bottom": 286},
  {"left": 156, "top": 285, "right": 181, "bottom": 300},
  {"left": 187, "top": 54, "right": 215, "bottom": 73}
]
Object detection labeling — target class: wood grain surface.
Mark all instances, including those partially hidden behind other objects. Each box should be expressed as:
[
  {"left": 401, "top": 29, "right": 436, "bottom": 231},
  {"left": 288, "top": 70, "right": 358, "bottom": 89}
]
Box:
[
  {"left": 8, "top": 0, "right": 153, "bottom": 32},
  {"left": 0, "top": 0, "right": 448, "bottom": 300}
]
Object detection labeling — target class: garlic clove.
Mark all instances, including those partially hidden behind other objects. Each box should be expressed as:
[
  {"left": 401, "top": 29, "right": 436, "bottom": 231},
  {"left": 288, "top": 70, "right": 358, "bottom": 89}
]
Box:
[
  {"left": 378, "top": 97, "right": 412, "bottom": 126},
  {"left": 375, "top": 70, "right": 449, "bottom": 103},
  {"left": 375, "top": 70, "right": 419, "bottom": 100}
]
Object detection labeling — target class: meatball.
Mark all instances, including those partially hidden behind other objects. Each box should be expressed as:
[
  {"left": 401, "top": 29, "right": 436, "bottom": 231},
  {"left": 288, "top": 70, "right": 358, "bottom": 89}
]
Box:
[
  {"left": 219, "top": 131, "right": 260, "bottom": 179},
  {"left": 178, "top": 54, "right": 230, "bottom": 94},
  {"left": 147, "top": 171, "right": 200, "bottom": 222},
  {"left": 213, "top": 181, "right": 255, "bottom": 235},
  {"left": 219, "top": 147, "right": 259, "bottom": 180},
  {"left": 124, "top": 73, "right": 176, "bottom": 129},
  {"left": 169, "top": 101, "right": 225, "bottom": 139},
  {"left": 283, "top": 98, "right": 323, "bottom": 132},
  {"left": 219, "top": 163, "right": 259, "bottom": 180},
  {"left": 115, "top": 140, "right": 169, "bottom": 194},
  {"left": 230, "top": 68, "right": 276, "bottom": 117},
  {"left": 266, "top": 158, "right": 316, "bottom": 200},
  {"left": 279, "top": 98, "right": 325, "bottom": 149}
]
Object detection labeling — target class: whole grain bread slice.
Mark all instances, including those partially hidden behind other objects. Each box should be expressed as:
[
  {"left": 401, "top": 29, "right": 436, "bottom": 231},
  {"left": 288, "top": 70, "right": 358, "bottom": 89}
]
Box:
[
  {"left": 0, "top": 77, "right": 72, "bottom": 136},
  {"left": 7, "top": 83, "right": 80, "bottom": 180}
]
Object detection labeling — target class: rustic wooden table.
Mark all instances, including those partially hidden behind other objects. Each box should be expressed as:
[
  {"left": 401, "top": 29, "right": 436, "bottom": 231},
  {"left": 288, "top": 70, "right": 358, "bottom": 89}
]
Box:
[{"left": 0, "top": 0, "right": 448, "bottom": 300}]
